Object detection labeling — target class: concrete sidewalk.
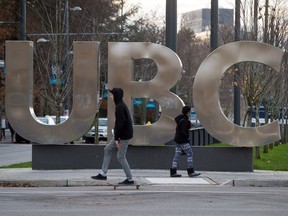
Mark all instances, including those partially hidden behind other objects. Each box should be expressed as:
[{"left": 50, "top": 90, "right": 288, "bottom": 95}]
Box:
[
  {"left": 0, "top": 140, "right": 287, "bottom": 187},
  {"left": 0, "top": 168, "right": 287, "bottom": 187}
]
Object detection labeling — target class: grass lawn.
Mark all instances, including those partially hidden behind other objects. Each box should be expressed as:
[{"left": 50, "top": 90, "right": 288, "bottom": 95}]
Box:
[
  {"left": 206, "top": 143, "right": 288, "bottom": 171},
  {"left": 0, "top": 161, "right": 32, "bottom": 169},
  {"left": 254, "top": 144, "right": 288, "bottom": 171}
]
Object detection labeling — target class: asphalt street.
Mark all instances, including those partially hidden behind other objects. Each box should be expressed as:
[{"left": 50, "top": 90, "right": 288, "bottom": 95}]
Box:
[{"left": 0, "top": 186, "right": 287, "bottom": 216}]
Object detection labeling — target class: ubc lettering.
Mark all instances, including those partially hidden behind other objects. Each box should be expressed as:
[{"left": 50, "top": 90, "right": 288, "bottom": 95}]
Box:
[
  {"left": 5, "top": 41, "right": 99, "bottom": 144},
  {"left": 5, "top": 41, "right": 283, "bottom": 146},
  {"left": 193, "top": 41, "right": 282, "bottom": 147},
  {"left": 108, "top": 42, "right": 184, "bottom": 145}
]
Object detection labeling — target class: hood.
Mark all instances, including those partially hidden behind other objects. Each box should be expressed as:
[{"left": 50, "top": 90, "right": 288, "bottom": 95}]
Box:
[
  {"left": 175, "top": 114, "right": 185, "bottom": 124},
  {"left": 109, "top": 88, "right": 124, "bottom": 104}
]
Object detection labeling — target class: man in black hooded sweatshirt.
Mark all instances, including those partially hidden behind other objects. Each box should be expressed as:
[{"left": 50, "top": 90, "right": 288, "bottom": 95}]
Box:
[
  {"left": 170, "top": 105, "right": 201, "bottom": 178},
  {"left": 91, "top": 88, "right": 134, "bottom": 184}
]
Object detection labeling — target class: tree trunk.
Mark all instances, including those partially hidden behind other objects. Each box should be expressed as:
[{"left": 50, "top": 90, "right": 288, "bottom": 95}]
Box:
[
  {"left": 255, "top": 146, "right": 261, "bottom": 159},
  {"left": 94, "top": 113, "right": 99, "bottom": 144},
  {"left": 284, "top": 124, "right": 288, "bottom": 143},
  {"left": 263, "top": 145, "right": 268, "bottom": 153},
  {"left": 269, "top": 143, "right": 274, "bottom": 150},
  {"left": 93, "top": 98, "right": 103, "bottom": 144}
]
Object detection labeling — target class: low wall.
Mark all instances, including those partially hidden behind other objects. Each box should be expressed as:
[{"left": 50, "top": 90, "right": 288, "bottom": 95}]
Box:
[
  {"left": 32, "top": 144, "right": 253, "bottom": 171},
  {"left": 190, "top": 127, "right": 219, "bottom": 146}
]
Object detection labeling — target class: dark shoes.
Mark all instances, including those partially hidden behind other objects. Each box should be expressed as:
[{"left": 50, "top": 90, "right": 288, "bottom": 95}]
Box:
[
  {"left": 187, "top": 168, "right": 201, "bottom": 177},
  {"left": 170, "top": 168, "right": 182, "bottom": 177},
  {"left": 91, "top": 173, "right": 107, "bottom": 180},
  {"left": 118, "top": 179, "right": 135, "bottom": 185},
  {"left": 91, "top": 174, "right": 135, "bottom": 185},
  {"left": 189, "top": 172, "right": 201, "bottom": 177},
  {"left": 170, "top": 168, "right": 201, "bottom": 177}
]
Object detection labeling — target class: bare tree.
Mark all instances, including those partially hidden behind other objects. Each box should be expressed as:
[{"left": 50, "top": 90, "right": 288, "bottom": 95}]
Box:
[
  {"left": 127, "top": 11, "right": 166, "bottom": 125},
  {"left": 0, "top": 0, "right": 19, "bottom": 113},
  {"left": 177, "top": 26, "right": 210, "bottom": 106},
  {"left": 25, "top": 0, "right": 140, "bottom": 120},
  {"left": 219, "top": 0, "right": 288, "bottom": 158}
]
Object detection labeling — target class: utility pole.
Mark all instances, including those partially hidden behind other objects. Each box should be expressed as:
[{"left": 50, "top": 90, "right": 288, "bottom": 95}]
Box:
[
  {"left": 254, "top": 0, "right": 259, "bottom": 40},
  {"left": 166, "top": 0, "right": 177, "bottom": 52},
  {"left": 234, "top": 0, "right": 241, "bottom": 125},
  {"left": 165, "top": 0, "right": 177, "bottom": 93},
  {"left": 19, "top": 0, "right": 26, "bottom": 40},
  {"left": 210, "top": 0, "right": 218, "bottom": 51},
  {"left": 264, "top": 0, "right": 269, "bottom": 43},
  {"left": 63, "top": 0, "right": 70, "bottom": 115}
]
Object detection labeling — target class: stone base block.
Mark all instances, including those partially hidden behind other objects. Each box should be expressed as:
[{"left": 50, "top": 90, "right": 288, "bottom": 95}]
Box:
[{"left": 32, "top": 144, "right": 253, "bottom": 171}]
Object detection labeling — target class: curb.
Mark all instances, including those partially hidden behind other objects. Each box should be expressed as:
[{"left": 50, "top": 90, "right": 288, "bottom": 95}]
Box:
[
  {"left": 0, "top": 180, "right": 68, "bottom": 187},
  {"left": 223, "top": 179, "right": 288, "bottom": 187},
  {"left": 1, "top": 178, "right": 288, "bottom": 187},
  {"left": 0, "top": 179, "right": 149, "bottom": 187}
]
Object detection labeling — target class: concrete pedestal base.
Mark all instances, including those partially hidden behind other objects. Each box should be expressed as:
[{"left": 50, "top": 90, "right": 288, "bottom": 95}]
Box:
[{"left": 32, "top": 144, "right": 253, "bottom": 171}]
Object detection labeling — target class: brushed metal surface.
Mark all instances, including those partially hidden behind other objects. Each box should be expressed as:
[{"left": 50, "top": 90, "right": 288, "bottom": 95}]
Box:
[
  {"left": 5, "top": 41, "right": 99, "bottom": 144},
  {"left": 193, "top": 41, "right": 282, "bottom": 147},
  {"left": 108, "top": 42, "right": 184, "bottom": 145}
]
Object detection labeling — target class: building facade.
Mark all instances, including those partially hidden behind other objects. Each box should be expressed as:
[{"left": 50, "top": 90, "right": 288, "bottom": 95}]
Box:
[{"left": 181, "top": 8, "right": 234, "bottom": 33}]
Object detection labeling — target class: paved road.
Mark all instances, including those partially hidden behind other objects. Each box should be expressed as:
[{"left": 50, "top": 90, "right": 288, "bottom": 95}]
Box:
[
  {"left": 0, "top": 133, "right": 32, "bottom": 166},
  {"left": 0, "top": 136, "right": 93, "bottom": 167},
  {"left": 0, "top": 143, "right": 31, "bottom": 166},
  {"left": 0, "top": 186, "right": 287, "bottom": 216}
]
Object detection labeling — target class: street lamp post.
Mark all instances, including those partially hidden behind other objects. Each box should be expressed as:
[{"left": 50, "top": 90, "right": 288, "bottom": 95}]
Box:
[{"left": 63, "top": 0, "right": 82, "bottom": 116}]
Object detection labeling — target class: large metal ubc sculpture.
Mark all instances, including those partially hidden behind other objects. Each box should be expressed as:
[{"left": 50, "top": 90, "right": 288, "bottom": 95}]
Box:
[
  {"left": 5, "top": 41, "right": 283, "bottom": 147},
  {"left": 108, "top": 42, "right": 184, "bottom": 145},
  {"left": 5, "top": 41, "right": 100, "bottom": 144},
  {"left": 193, "top": 41, "right": 283, "bottom": 147}
]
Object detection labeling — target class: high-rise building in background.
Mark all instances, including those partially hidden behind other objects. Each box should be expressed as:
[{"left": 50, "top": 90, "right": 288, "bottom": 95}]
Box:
[{"left": 181, "top": 8, "right": 234, "bottom": 40}]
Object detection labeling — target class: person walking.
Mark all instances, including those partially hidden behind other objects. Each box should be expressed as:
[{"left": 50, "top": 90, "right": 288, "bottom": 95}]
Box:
[
  {"left": 170, "top": 105, "right": 201, "bottom": 177},
  {"left": 1, "top": 115, "right": 6, "bottom": 140},
  {"left": 91, "top": 88, "right": 134, "bottom": 184},
  {"left": 7, "top": 120, "right": 15, "bottom": 142}
]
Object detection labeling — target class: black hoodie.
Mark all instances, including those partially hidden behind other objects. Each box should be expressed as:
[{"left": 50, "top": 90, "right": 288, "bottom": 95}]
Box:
[
  {"left": 174, "top": 114, "right": 191, "bottom": 144},
  {"left": 109, "top": 88, "right": 133, "bottom": 140}
]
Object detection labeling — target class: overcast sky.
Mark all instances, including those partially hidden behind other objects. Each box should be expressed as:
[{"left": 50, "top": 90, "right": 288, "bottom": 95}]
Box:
[{"left": 126, "top": 0, "right": 234, "bottom": 15}]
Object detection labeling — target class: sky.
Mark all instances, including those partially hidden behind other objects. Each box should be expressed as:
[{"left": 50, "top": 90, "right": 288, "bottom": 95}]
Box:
[{"left": 126, "top": 0, "right": 234, "bottom": 15}]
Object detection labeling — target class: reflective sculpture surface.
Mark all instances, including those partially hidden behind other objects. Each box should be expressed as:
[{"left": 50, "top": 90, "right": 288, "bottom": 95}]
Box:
[
  {"left": 193, "top": 41, "right": 282, "bottom": 147},
  {"left": 108, "top": 42, "right": 184, "bottom": 145},
  {"left": 5, "top": 41, "right": 283, "bottom": 146},
  {"left": 5, "top": 41, "right": 99, "bottom": 144}
]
